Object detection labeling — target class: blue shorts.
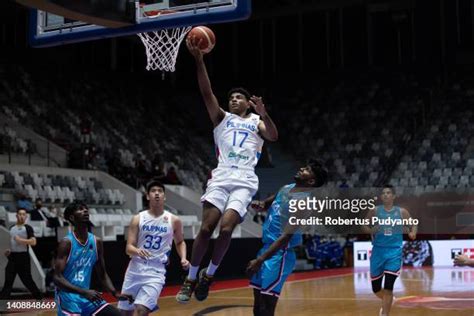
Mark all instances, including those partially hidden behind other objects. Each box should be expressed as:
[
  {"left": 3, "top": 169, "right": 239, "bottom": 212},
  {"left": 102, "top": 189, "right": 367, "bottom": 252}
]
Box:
[
  {"left": 370, "top": 246, "right": 402, "bottom": 280},
  {"left": 56, "top": 291, "right": 108, "bottom": 316},
  {"left": 249, "top": 244, "right": 296, "bottom": 297}
]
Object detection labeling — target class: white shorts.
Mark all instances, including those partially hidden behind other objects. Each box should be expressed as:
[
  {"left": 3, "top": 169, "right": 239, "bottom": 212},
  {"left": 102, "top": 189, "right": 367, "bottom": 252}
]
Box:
[
  {"left": 201, "top": 167, "right": 258, "bottom": 219},
  {"left": 117, "top": 261, "right": 166, "bottom": 312}
]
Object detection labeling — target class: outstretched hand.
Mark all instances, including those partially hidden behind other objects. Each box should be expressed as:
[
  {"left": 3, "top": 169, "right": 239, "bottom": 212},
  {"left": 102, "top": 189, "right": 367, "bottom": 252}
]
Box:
[
  {"left": 249, "top": 96, "right": 267, "bottom": 116},
  {"left": 186, "top": 35, "right": 204, "bottom": 60}
]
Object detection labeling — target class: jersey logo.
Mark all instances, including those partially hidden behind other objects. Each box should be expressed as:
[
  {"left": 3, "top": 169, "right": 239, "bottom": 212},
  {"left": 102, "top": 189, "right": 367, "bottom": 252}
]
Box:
[
  {"left": 72, "top": 257, "right": 93, "bottom": 269},
  {"left": 143, "top": 225, "right": 168, "bottom": 233},
  {"left": 226, "top": 120, "right": 257, "bottom": 132},
  {"left": 228, "top": 151, "right": 249, "bottom": 160},
  {"left": 163, "top": 216, "right": 169, "bottom": 223}
]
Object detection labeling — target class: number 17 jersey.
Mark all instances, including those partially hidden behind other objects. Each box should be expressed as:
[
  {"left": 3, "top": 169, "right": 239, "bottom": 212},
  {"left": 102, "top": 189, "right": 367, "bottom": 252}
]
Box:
[{"left": 214, "top": 112, "right": 264, "bottom": 170}]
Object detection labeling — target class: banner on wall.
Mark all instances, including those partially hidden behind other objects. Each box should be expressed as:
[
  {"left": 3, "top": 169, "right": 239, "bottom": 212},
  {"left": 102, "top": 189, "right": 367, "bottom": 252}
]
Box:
[{"left": 353, "top": 240, "right": 474, "bottom": 267}]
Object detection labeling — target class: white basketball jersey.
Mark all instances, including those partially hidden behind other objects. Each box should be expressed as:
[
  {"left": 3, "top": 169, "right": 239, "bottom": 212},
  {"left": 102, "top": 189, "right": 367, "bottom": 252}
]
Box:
[
  {"left": 214, "top": 112, "right": 264, "bottom": 169},
  {"left": 133, "top": 210, "right": 174, "bottom": 265}
]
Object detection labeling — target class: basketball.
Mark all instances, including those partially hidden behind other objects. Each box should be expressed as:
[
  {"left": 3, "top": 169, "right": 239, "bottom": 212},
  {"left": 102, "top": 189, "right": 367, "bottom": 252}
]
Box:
[{"left": 186, "top": 26, "right": 216, "bottom": 54}]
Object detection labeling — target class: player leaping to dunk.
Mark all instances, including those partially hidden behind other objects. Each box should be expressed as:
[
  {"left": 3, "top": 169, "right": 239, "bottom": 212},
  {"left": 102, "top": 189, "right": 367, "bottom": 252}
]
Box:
[{"left": 176, "top": 34, "right": 279, "bottom": 303}]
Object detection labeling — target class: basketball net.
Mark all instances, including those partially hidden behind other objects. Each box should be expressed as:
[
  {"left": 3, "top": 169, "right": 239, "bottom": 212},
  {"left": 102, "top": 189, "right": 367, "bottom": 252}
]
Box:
[{"left": 138, "top": 10, "right": 191, "bottom": 72}]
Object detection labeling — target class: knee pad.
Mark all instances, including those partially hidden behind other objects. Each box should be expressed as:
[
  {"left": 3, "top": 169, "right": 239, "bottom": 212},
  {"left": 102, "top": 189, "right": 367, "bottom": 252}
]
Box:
[
  {"left": 383, "top": 273, "right": 398, "bottom": 291},
  {"left": 371, "top": 277, "right": 383, "bottom": 293}
]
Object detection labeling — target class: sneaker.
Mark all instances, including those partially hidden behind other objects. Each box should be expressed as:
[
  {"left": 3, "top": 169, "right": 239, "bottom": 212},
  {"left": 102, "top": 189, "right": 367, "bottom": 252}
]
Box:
[
  {"left": 194, "top": 268, "right": 214, "bottom": 301},
  {"left": 176, "top": 278, "right": 197, "bottom": 304}
]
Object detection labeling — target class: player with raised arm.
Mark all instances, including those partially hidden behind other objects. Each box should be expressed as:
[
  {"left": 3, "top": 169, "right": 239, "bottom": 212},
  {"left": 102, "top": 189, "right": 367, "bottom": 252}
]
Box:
[
  {"left": 54, "top": 202, "right": 132, "bottom": 316},
  {"left": 246, "top": 160, "right": 328, "bottom": 316},
  {"left": 176, "top": 31, "right": 279, "bottom": 303},
  {"left": 118, "top": 179, "right": 189, "bottom": 315}
]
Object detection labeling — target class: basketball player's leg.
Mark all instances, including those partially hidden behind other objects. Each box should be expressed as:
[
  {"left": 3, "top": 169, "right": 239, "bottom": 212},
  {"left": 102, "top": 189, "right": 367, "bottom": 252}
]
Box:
[
  {"left": 117, "top": 270, "right": 141, "bottom": 315},
  {"left": 250, "top": 248, "right": 265, "bottom": 315},
  {"left": 260, "top": 293, "right": 279, "bottom": 316},
  {"left": 253, "top": 289, "right": 263, "bottom": 316},
  {"left": 130, "top": 283, "right": 163, "bottom": 316},
  {"left": 260, "top": 250, "right": 295, "bottom": 316},
  {"left": 190, "top": 202, "right": 222, "bottom": 268},
  {"left": 210, "top": 186, "right": 254, "bottom": 268},
  {"left": 380, "top": 249, "right": 401, "bottom": 316},
  {"left": 194, "top": 208, "right": 240, "bottom": 301},
  {"left": 195, "top": 188, "right": 253, "bottom": 301},
  {"left": 371, "top": 275, "right": 384, "bottom": 300},
  {"left": 177, "top": 200, "right": 223, "bottom": 303},
  {"left": 120, "top": 309, "right": 133, "bottom": 316},
  {"left": 370, "top": 246, "right": 385, "bottom": 300},
  {"left": 210, "top": 208, "right": 241, "bottom": 266},
  {"left": 95, "top": 304, "right": 122, "bottom": 316},
  {"left": 381, "top": 273, "right": 398, "bottom": 316}
]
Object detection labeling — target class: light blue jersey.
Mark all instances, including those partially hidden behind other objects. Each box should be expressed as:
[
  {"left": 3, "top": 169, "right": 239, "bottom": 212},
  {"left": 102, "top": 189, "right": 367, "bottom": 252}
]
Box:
[
  {"left": 262, "top": 184, "right": 312, "bottom": 249},
  {"left": 62, "top": 231, "right": 98, "bottom": 288},
  {"left": 251, "top": 183, "right": 312, "bottom": 296},
  {"left": 370, "top": 205, "right": 403, "bottom": 279},
  {"left": 372, "top": 205, "right": 403, "bottom": 249},
  {"left": 56, "top": 231, "right": 108, "bottom": 316}
]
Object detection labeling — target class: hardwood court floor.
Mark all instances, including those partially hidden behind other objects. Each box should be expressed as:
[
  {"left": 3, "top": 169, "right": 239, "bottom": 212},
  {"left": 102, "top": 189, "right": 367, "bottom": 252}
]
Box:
[{"left": 11, "top": 267, "right": 474, "bottom": 316}]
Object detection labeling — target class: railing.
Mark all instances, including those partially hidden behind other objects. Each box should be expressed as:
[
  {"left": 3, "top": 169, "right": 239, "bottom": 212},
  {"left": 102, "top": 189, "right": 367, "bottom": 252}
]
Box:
[{"left": 0, "top": 137, "right": 67, "bottom": 167}]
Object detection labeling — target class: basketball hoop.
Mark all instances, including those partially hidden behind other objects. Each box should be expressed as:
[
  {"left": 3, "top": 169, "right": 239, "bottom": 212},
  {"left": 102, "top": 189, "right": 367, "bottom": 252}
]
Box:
[{"left": 138, "top": 10, "right": 191, "bottom": 72}]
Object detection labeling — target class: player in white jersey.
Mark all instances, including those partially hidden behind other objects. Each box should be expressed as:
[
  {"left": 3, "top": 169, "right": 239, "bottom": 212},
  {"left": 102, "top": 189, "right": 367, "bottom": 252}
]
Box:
[
  {"left": 176, "top": 37, "right": 279, "bottom": 303},
  {"left": 118, "top": 179, "right": 189, "bottom": 315}
]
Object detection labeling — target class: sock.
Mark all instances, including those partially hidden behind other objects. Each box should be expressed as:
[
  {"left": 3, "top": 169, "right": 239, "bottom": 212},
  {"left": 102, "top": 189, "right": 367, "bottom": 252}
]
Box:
[
  {"left": 188, "top": 265, "right": 199, "bottom": 281},
  {"left": 206, "top": 262, "right": 219, "bottom": 276}
]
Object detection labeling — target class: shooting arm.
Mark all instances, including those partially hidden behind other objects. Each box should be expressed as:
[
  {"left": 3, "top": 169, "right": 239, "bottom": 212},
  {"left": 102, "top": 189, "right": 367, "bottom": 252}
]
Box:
[{"left": 194, "top": 56, "right": 225, "bottom": 126}]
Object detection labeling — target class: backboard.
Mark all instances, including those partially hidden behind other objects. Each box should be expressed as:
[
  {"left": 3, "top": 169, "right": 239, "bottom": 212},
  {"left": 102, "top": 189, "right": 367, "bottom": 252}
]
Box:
[{"left": 26, "top": 0, "right": 251, "bottom": 47}]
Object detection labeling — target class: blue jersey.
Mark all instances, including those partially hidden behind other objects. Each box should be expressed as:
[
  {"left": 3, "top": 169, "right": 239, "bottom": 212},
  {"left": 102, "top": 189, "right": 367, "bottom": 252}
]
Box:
[
  {"left": 372, "top": 205, "right": 403, "bottom": 249},
  {"left": 62, "top": 231, "right": 98, "bottom": 290},
  {"left": 262, "top": 184, "right": 312, "bottom": 248}
]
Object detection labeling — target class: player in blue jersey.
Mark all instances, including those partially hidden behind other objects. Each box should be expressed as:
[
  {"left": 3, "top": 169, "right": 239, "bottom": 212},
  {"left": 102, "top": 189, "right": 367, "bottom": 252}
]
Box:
[
  {"left": 246, "top": 159, "right": 328, "bottom": 316},
  {"left": 53, "top": 202, "right": 132, "bottom": 316},
  {"left": 364, "top": 185, "right": 417, "bottom": 316},
  {"left": 177, "top": 35, "right": 279, "bottom": 303}
]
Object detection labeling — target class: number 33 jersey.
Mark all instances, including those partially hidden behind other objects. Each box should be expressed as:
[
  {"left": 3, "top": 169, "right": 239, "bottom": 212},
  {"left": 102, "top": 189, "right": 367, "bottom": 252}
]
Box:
[
  {"left": 214, "top": 112, "right": 264, "bottom": 170},
  {"left": 131, "top": 210, "right": 174, "bottom": 270}
]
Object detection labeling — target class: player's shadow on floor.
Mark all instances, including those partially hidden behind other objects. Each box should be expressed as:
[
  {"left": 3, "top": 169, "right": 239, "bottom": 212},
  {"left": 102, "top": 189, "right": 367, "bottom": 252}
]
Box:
[{"left": 193, "top": 304, "right": 253, "bottom": 315}]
